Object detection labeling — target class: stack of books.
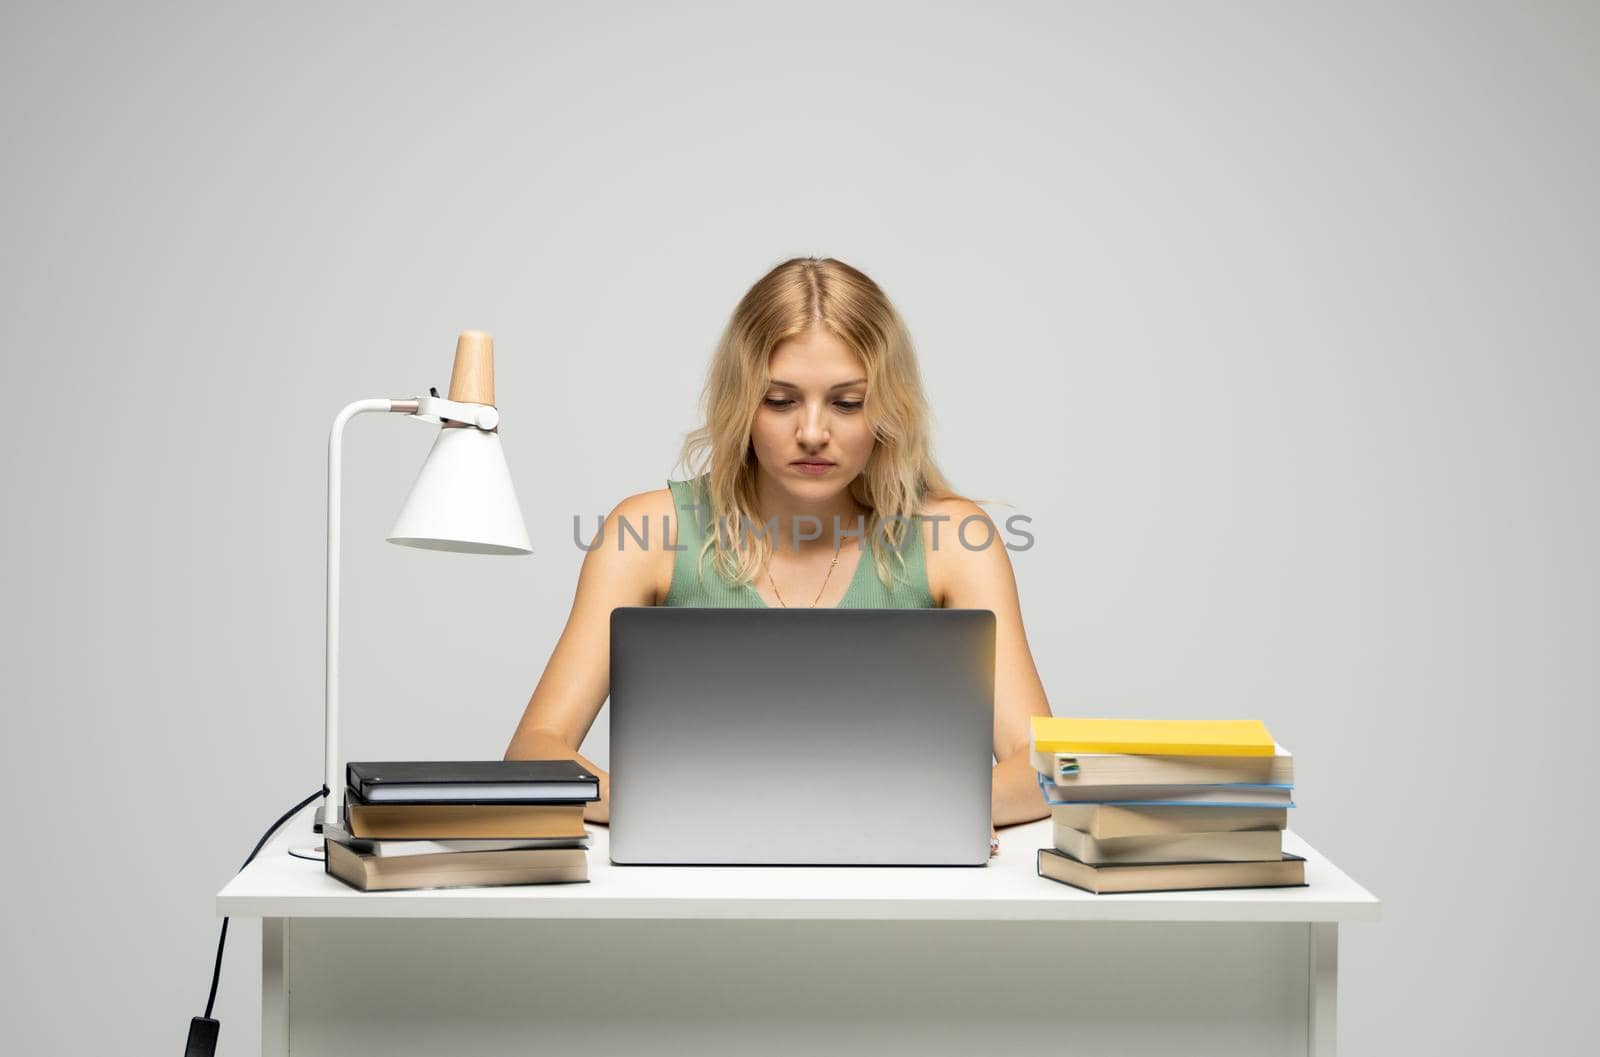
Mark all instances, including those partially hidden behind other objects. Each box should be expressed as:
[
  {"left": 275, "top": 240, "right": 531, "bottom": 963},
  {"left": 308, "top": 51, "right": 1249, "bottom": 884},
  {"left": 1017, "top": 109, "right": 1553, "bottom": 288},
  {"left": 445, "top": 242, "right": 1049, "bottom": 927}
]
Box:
[
  {"left": 322, "top": 760, "right": 600, "bottom": 891},
  {"left": 1031, "top": 718, "right": 1307, "bottom": 894}
]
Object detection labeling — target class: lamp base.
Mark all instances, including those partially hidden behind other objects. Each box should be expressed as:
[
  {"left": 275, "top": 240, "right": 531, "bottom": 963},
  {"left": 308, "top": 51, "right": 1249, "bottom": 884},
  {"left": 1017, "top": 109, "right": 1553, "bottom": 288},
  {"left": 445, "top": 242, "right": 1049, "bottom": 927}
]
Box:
[
  {"left": 289, "top": 815, "right": 361, "bottom": 861},
  {"left": 313, "top": 801, "right": 345, "bottom": 832},
  {"left": 289, "top": 802, "right": 347, "bottom": 861}
]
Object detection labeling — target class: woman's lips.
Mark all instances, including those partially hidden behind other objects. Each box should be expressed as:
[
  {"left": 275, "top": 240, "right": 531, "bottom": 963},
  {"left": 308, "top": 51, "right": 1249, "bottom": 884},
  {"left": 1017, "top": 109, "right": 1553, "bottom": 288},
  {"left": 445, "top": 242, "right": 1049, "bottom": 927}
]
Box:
[{"left": 791, "top": 461, "right": 834, "bottom": 476}]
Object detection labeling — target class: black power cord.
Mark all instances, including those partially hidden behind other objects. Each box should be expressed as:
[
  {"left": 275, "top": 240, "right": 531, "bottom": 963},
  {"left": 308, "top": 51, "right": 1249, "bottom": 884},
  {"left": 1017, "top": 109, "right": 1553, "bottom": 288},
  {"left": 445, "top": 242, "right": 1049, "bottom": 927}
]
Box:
[{"left": 185, "top": 785, "right": 328, "bottom": 1057}]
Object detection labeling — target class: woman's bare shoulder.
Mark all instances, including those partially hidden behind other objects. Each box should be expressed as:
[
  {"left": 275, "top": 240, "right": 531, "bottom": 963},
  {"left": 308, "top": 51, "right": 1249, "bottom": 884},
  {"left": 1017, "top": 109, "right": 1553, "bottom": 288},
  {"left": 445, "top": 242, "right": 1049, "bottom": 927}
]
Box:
[
  {"left": 917, "top": 496, "right": 1003, "bottom": 607},
  {"left": 610, "top": 485, "right": 676, "bottom": 521},
  {"left": 602, "top": 487, "right": 678, "bottom": 604},
  {"left": 919, "top": 494, "right": 990, "bottom": 523}
]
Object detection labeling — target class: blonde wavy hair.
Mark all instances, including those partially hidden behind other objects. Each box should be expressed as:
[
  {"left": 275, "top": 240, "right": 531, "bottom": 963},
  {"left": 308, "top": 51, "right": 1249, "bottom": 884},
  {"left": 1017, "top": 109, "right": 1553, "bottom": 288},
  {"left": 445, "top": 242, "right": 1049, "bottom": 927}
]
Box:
[{"left": 674, "top": 256, "right": 972, "bottom": 592}]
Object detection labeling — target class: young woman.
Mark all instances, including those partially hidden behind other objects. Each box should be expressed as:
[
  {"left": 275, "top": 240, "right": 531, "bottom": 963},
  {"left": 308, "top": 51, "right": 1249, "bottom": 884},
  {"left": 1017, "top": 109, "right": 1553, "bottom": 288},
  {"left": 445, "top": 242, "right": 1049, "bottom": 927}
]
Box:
[{"left": 504, "top": 257, "right": 1053, "bottom": 854}]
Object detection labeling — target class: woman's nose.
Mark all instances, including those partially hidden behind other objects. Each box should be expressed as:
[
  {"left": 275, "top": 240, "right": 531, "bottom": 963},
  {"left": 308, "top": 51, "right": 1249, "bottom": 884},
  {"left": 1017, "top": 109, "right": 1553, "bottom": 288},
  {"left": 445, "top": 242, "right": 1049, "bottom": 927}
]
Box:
[{"left": 796, "top": 404, "right": 830, "bottom": 445}]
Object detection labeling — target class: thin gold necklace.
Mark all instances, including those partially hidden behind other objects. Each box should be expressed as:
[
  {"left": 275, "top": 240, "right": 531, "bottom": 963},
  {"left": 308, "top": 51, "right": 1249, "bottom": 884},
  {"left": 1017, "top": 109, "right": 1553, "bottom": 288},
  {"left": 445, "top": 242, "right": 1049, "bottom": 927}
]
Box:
[{"left": 767, "top": 536, "right": 844, "bottom": 608}]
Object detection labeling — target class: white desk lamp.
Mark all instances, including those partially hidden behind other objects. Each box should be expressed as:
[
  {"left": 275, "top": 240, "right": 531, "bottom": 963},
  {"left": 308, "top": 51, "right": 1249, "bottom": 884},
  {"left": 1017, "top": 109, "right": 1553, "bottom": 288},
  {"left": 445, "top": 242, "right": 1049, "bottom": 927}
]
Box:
[{"left": 306, "top": 330, "right": 531, "bottom": 852}]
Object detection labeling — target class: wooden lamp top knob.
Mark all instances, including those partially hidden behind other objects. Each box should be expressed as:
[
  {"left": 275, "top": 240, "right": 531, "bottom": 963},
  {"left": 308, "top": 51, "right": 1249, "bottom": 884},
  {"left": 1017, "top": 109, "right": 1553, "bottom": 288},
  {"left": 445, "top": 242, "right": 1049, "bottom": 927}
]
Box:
[{"left": 447, "top": 330, "right": 496, "bottom": 407}]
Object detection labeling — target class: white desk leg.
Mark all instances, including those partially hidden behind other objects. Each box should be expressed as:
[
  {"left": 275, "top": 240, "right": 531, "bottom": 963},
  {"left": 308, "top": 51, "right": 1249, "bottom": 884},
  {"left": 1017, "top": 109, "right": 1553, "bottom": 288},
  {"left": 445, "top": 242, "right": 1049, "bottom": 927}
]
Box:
[
  {"left": 1309, "top": 922, "right": 1337, "bottom": 1057},
  {"left": 262, "top": 918, "right": 288, "bottom": 1057}
]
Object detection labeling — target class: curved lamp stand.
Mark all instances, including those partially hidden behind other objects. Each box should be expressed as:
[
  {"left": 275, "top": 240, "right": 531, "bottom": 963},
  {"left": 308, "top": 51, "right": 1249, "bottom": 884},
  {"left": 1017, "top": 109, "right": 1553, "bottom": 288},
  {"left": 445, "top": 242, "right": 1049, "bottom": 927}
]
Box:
[{"left": 296, "top": 331, "right": 531, "bottom": 858}]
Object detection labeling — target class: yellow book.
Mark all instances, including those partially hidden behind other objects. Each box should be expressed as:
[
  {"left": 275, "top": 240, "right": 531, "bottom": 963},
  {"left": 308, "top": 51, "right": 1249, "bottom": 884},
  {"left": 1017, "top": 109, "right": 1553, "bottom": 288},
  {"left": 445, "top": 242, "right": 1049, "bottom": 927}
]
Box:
[{"left": 1031, "top": 717, "right": 1276, "bottom": 757}]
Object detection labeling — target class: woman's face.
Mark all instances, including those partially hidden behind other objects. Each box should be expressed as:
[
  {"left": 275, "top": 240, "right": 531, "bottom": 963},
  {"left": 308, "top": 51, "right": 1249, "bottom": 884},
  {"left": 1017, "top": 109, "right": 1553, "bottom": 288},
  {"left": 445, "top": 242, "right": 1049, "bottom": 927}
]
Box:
[{"left": 750, "top": 325, "right": 874, "bottom": 499}]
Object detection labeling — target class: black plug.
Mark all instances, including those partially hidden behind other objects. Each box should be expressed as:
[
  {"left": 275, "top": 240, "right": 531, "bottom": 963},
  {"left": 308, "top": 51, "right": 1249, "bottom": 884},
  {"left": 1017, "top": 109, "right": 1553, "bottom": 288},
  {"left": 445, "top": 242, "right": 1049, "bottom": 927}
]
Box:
[
  {"left": 184, "top": 1016, "right": 219, "bottom": 1056},
  {"left": 188, "top": 786, "right": 326, "bottom": 1057}
]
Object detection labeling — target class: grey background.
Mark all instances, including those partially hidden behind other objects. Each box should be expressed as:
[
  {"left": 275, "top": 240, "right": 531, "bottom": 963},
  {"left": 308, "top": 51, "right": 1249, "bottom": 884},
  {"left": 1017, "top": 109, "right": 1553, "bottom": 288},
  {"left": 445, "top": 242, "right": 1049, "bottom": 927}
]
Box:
[{"left": 3, "top": 1, "right": 1595, "bottom": 1053}]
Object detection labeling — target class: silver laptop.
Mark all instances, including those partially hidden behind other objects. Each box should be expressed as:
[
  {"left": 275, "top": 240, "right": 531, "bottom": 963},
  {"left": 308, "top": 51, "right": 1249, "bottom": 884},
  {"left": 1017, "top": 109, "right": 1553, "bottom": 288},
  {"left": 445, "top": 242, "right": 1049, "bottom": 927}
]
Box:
[{"left": 608, "top": 607, "right": 995, "bottom": 866}]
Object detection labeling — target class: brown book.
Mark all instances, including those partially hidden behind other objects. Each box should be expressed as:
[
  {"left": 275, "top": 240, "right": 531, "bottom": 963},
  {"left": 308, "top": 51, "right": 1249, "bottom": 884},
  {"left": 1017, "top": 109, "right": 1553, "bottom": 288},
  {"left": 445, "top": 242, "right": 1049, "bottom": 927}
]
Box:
[
  {"left": 1050, "top": 803, "right": 1287, "bottom": 839},
  {"left": 334, "top": 835, "right": 590, "bottom": 858},
  {"left": 325, "top": 839, "right": 589, "bottom": 891},
  {"left": 1053, "top": 820, "right": 1283, "bottom": 864},
  {"left": 1037, "top": 847, "right": 1306, "bottom": 894},
  {"left": 344, "top": 799, "right": 588, "bottom": 839}
]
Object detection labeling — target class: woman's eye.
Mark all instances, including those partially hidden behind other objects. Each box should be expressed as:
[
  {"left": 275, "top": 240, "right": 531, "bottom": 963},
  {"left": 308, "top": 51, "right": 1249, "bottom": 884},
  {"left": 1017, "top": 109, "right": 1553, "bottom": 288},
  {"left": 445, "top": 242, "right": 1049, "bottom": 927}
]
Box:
[{"left": 762, "top": 397, "right": 863, "bottom": 411}]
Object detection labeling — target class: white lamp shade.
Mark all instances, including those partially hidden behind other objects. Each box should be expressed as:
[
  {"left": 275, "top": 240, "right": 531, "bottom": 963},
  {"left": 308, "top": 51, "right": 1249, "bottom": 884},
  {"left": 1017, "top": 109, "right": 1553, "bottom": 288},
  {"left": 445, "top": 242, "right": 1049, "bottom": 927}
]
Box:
[{"left": 387, "top": 427, "right": 532, "bottom": 554}]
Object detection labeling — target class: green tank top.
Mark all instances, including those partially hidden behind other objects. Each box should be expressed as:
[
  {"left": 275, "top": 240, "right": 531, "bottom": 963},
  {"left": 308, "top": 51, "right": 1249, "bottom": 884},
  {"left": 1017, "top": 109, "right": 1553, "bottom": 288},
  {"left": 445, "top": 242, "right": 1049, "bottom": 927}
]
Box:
[{"left": 662, "top": 475, "right": 936, "bottom": 608}]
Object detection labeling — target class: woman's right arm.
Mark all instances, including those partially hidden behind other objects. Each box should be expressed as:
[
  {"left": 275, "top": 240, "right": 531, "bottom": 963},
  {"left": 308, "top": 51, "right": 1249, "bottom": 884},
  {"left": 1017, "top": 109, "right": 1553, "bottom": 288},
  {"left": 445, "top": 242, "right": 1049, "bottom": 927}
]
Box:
[{"left": 504, "top": 488, "right": 675, "bottom": 824}]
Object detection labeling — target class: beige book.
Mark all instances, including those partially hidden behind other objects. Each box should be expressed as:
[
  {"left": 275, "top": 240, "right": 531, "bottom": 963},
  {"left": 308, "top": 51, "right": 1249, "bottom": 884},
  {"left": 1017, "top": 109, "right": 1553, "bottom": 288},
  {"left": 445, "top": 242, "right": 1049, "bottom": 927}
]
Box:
[
  {"left": 345, "top": 801, "right": 588, "bottom": 839},
  {"left": 325, "top": 840, "right": 589, "bottom": 891},
  {"left": 1037, "top": 847, "right": 1306, "bottom": 895},
  {"left": 1039, "top": 782, "right": 1291, "bottom": 806},
  {"left": 1053, "top": 819, "right": 1283, "bottom": 864},
  {"left": 1051, "top": 803, "right": 1287, "bottom": 839},
  {"left": 1032, "top": 744, "right": 1293, "bottom": 786}
]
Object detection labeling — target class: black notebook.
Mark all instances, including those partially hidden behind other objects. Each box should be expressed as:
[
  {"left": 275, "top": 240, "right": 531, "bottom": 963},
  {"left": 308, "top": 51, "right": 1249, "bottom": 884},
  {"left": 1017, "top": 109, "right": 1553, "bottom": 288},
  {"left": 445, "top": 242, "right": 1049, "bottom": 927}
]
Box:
[{"left": 346, "top": 760, "right": 601, "bottom": 804}]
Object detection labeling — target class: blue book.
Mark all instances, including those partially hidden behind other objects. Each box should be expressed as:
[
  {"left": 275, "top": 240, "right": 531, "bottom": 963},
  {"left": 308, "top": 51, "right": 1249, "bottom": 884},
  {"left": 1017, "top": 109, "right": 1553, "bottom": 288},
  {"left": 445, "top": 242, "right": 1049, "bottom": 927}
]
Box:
[{"left": 1036, "top": 771, "right": 1294, "bottom": 808}]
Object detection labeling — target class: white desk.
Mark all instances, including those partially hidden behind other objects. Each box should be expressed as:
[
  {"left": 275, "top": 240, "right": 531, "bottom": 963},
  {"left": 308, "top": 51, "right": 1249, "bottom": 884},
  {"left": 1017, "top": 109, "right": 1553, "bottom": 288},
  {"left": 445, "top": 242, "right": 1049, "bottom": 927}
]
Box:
[{"left": 219, "top": 818, "right": 1378, "bottom": 1057}]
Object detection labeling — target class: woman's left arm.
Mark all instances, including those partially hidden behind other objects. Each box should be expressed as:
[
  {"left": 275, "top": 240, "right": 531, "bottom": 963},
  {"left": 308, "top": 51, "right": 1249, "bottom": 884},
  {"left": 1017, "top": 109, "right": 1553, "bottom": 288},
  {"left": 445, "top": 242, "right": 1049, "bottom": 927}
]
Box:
[{"left": 929, "top": 501, "right": 1054, "bottom": 828}]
